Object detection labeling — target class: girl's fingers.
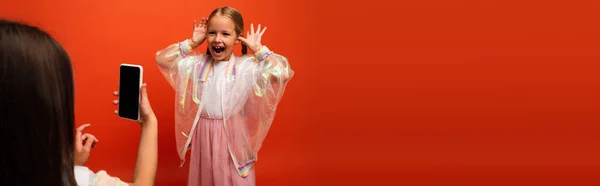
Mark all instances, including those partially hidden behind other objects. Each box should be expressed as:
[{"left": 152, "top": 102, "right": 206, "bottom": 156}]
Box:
[
  {"left": 238, "top": 37, "right": 247, "bottom": 44},
  {"left": 260, "top": 27, "right": 267, "bottom": 36}
]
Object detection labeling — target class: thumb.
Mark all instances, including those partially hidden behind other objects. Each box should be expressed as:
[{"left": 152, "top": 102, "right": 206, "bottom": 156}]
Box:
[
  {"left": 139, "top": 83, "right": 153, "bottom": 116},
  {"left": 238, "top": 36, "right": 247, "bottom": 43}
]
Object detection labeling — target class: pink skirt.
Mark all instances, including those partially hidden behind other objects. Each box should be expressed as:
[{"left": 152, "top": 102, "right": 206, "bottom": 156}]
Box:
[{"left": 187, "top": 117, "right": 256, "bottom": 186}]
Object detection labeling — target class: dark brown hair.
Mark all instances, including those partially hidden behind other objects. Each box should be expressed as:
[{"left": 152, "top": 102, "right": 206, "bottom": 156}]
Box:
[
  {"left": 0, "top": 19, "right": 77, "bottom": 186},
  {"left": 205, "top": 6, "right": 248, "bottom": 55}
]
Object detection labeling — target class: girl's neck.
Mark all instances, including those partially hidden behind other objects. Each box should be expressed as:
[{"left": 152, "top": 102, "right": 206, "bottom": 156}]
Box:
[{"left": 213, "top": 54, "right": 235, "bottom": 62}]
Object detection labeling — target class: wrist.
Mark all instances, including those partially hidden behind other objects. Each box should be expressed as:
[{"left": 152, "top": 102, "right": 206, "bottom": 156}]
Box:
[
  {"left": 251, "top": 45, "right": 263, "bottom": 53},
  {"left": 140, "top": 116, "right": 157, "bottom": 128},
  {"left": 254, "top": 46, "right": 273, "bottom": 61},
  {"left": 74, "top": 159, "right": 86, "bottom": 166},
  {"left": 178, "top": 39, "right": 194, "bottom": 57},
  {"left": 188, "top": 39, "right": 202, "bottom": 49}
]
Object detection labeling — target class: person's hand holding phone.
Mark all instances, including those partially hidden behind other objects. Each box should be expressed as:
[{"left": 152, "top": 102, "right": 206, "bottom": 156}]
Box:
[
  {"left": 113, "top": 83, "right": 159, "bottom": 185},
  {"left": 113, "top": 83, "right": 157, "bottom": 125}
]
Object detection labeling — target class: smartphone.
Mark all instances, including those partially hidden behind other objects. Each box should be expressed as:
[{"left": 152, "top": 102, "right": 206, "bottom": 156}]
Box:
[{"left": 118, "top": 64, "right": 143, "bottom": 121}]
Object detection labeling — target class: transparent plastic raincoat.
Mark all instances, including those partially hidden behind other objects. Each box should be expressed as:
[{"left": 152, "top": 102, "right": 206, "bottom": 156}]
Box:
[{"left": 155, "top": 41, "right": 293, "bottom": 177}]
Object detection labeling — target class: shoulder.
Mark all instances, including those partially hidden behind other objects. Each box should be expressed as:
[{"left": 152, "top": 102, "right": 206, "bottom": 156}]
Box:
[
  {"left": 186, "top": 52, "right": 210, "bottom": 62},
  {"left": 237, "top": 54, "right": 255, "bottom": 63},
  {"left": 235, "top": 54, "right": 256, "bottom": 67},
  {"left": 180, "top": 52, "right": 210, "bottom": 69}
]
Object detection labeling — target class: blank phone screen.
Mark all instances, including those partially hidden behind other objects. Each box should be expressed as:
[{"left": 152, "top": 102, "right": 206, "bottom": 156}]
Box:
[{"left": 118, "top": 65, "right": 141, "bottom": 120}]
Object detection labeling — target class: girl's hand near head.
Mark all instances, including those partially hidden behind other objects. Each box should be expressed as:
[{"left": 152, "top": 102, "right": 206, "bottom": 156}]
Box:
[
  {"left": 238, "top": 23, "right": 267, "bottom": 53},
  {"left": 190, "top": 18, "right": 208, "bottom": 48}
]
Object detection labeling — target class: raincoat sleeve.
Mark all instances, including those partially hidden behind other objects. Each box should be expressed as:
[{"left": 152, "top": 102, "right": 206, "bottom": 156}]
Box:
[
  {"left": 155, "top": 39, "right": 205, "bottom": 89},
  {"left": 226, "top": 46, "right": 294, "bottom": 177},
  {"left": 155, "top": 39, "right": 208, "bottom": 162}
]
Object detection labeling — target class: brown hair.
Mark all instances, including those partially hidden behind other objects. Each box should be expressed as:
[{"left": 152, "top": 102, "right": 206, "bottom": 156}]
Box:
[
  {"left": 0, "top": 19, "right": 77, "bottom": 186},
  {"left": 205, "top": 6, "right": 248, "bottom": 55}
]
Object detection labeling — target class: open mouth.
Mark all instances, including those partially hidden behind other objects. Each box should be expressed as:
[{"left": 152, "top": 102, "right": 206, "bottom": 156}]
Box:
[{"left": 212, "top": 46, "right": 225, "bottom": 55}]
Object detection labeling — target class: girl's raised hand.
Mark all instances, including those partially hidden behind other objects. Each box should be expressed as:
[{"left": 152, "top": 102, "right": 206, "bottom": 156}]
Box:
[
  {"left": 191, "top": 17, "right": 208, "bottom": 48},
  {"left": 238, "top": 23, "right": 267, "bottom": 53}
]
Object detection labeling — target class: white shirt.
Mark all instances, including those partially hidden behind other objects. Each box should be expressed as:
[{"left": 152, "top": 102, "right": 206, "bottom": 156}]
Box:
[
  {"left": 74, "top": 166, "right": 128, "bottom": 186},
  {"left": 201, "top": 60, "right": 228, "bottom": 118}
]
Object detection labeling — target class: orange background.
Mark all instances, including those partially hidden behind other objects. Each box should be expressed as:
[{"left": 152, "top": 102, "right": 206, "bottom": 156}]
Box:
[{"left": 2, "top": 0, "right": 600, "bottom": 185}]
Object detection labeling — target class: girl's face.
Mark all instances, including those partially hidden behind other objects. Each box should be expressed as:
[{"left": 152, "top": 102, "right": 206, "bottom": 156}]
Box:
[{"left": 207, "top": 14, "right": 239, "bottom": 61}]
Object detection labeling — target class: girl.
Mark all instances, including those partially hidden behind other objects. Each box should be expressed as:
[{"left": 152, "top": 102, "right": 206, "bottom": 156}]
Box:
[{"left": 155, "top": 6, "right": 294, "bottom": 186}]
